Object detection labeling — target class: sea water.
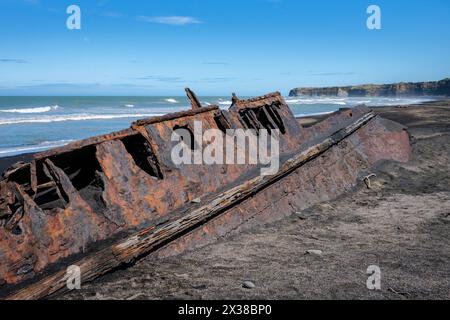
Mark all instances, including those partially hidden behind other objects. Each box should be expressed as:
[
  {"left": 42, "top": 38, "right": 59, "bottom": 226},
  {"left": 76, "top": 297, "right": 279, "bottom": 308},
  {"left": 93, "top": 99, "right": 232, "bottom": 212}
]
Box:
[{"left": 0, "top": 95, "right": 436, "bottom": 158}]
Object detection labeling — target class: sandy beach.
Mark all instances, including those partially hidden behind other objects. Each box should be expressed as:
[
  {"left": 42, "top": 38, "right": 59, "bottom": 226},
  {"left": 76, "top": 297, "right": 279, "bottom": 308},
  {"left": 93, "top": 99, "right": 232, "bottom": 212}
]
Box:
[{"left": 38, "top": 100, "right": 449, "bottom": 300}]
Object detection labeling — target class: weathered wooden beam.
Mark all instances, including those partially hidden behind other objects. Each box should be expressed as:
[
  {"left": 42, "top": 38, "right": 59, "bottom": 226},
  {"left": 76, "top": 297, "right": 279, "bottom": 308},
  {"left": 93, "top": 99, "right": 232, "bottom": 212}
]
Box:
[{"left": 5, "top": 112, "right": 376, "bottom": 300}]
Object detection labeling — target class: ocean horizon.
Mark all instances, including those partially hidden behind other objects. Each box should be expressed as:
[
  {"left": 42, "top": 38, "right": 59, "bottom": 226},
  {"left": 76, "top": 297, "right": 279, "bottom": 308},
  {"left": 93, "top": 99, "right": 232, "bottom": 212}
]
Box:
[{"left": 0, "top": 95, "right": 437, "bottom": 158}]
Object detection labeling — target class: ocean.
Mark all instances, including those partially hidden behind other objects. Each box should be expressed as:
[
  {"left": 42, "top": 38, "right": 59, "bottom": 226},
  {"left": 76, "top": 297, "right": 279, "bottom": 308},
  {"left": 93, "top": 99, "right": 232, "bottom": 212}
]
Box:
[{"left": 0, "top": 95, "right": 435, "bottom": 158}]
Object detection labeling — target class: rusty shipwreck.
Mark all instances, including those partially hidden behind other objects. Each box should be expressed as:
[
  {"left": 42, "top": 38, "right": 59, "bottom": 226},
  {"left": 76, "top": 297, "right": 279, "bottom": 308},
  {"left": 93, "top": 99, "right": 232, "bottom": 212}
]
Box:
[{"left": 0, "top": 89, "right": 411, "bottom": 299}]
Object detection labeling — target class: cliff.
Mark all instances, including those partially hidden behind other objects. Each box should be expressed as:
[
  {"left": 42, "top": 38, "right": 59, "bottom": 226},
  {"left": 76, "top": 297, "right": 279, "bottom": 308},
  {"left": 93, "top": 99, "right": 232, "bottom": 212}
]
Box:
[{"left": 289, "top": 78, "right": 450, "bottom": 97}]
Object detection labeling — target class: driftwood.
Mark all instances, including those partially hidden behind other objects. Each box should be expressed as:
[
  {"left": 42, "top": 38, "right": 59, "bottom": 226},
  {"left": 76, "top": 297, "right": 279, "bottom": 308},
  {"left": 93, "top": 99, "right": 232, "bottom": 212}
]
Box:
[{"left": 6, "top": 112, "right": 376, "bottom": 300}]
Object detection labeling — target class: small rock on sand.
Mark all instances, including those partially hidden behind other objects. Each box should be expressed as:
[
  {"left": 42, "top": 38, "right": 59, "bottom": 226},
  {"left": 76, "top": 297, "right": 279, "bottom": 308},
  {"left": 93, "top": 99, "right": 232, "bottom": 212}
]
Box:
[
  {"left": 295, "top": 212, "right": 307, "bottom": 220},
  {"left": 191, "top": 198, "right": 201, "bottom": 204},
  {"left": 243, "top": 281, "right": 256, "bottom": 289},
  {"left": 192, "top": 284, "right": 207, "bottom": 290},
  {"left": 306, "top": 250, "right": 323, "bottom": 256},
  {"left": 126, "top": 293, "right": 146, "bottom": 300}
]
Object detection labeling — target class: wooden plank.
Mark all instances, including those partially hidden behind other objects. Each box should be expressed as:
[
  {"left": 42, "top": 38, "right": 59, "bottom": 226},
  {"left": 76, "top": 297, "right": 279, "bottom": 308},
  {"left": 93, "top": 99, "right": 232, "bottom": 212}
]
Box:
[{"left": 5, "top": 112, "right": 376, "bottom": 300}]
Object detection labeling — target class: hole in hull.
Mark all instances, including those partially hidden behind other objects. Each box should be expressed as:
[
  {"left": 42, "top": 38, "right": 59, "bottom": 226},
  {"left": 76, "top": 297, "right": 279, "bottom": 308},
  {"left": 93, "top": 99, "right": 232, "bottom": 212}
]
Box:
[
  {"left": 214, "top": 111, "right": 232, "bottom": 133},
  {"left": 121, "top": 134, "right": 163, "bottom": 179},
  {"left": 34, "top": 185, "right": 66, "bottom": 210},
  {"left": 50, "top": 146, "right": 106, "bottom": 212},
  {"left": 239, "top": 105, "right": 286, "bottom": 135},
  {"left": 173, "top": 124, "right": 199, "bottom": 151}
]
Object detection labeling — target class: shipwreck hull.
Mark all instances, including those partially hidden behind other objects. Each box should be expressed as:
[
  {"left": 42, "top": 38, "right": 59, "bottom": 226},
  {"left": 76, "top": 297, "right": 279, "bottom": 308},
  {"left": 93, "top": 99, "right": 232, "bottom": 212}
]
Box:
[
  {"left": 156, "top": 115, "right": 411, "bottom": 258},
  {"left": 0, "top": 90, "right": 411, "bottom": 299}
]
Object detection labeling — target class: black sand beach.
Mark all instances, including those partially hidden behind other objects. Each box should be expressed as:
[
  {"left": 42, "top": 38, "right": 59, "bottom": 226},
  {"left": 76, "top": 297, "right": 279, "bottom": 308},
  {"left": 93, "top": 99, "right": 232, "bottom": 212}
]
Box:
[
  {"left": 48, "top": 100, "right": 450, "bottom": 300},
  {"left": 0, "top": 153, "right": 33, "bottom": 174}
]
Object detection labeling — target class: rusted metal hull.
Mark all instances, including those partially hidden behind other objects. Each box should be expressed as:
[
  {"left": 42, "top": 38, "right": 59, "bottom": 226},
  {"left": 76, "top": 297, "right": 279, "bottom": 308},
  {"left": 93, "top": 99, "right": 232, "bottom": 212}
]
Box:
[{"left": 0, "top": 90, "right": 411, "bottom": 299}]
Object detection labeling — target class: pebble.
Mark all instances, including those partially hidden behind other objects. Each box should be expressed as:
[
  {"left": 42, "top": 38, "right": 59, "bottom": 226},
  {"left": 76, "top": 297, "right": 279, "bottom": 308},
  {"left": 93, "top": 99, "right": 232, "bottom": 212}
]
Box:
[
  {"left": 191, "top": 198, "right": 201, "bottom": 204},
  {"left": 192, "top": 284, "right": 207, "bottom": 290},
  {"left": 126, "top": 293, "right": 145, "bottom": 300},
  {"left": 295, "top": 212, "right": 307, "bottom": 220},
  {"left": 306, "top": 249, "right": 323, "bottom": 256},
  {"left": 242, "top": 281, "right": 256, "bottom": 289}
]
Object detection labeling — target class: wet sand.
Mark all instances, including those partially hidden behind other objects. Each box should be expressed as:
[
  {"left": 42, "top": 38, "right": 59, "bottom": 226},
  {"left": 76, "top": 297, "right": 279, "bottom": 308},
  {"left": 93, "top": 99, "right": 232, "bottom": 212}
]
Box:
[{"left": 56, "top": 100, "right": 450, "bottom": 300}]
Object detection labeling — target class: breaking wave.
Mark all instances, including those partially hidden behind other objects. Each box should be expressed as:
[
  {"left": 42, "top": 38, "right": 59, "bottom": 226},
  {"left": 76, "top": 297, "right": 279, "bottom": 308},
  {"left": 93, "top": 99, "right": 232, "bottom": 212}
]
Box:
[
  {"left": 0, "top": 140, "right": 74, "bottom": 157},
  {"left": 0, "top": 113, "right": 165, "bottom": 126},
  {"left": 165, "top": 98, "right": 178, "bottom": 103},
  {"left": 0, "top": 105, "right": 60, "bottom": 114},
  {"left": 217, "top": 99, "right": 232, "bottom": 106},
  {"left": 285, "top": 98, "right": 347, "bottom": 105},
  {"left": 295, "top": 111, "right": 335, "bottom": 118}
]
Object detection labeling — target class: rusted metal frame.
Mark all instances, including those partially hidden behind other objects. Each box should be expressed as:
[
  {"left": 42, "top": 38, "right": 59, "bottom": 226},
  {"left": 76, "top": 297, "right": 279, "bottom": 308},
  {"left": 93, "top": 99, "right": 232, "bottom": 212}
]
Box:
[
  {"left": 185, "top": 88, "right": 203, "bottom": 110},
  {"left": 31, "top": 107, "right": 218, "bottom": 176},
  {"left": 257, "top": 106, "right": 282, "bottom": 139},
  {"left": 234, "top": 91, "right": 281, "bottom": 103},
  {"left": 239, "top": 112, "right": 253, "bottom": 131},
  {"left": 28, "top": 161, "right": 63, "bottom": 206},
  {"left": 0, "top": 183, "right": 14, "bottom": 219},
  {"left": 41, "top": 161, "right": 57, "bottom": 187},
  {"left": 42, "top": 159, "right": 73, "bottom": 204},
  {"left": 132, "top": 106, "right": 219, "bottom": 127},
  {"left": 5, "top": 111, "right": 376, "bottom": 300},
  {"left": 236, "top": 112, "right": 251, "bottom": 130},
  {"left": 2, "top": 162, "right": 30, "bottom": 180},
  {"left": 246, "top": 109, "right": 264, "bottom": 134},
  {"left": 3, "top": 183, "right": 28, "bottom": 232},
  {"left": 266, "top": 103, "right": 286, "bottom": 133},
  {"left": 259, "top": 106, "right": 278, "bottom": 130},
  {"left": 233, "top": 92, "right": 284, "bottom": 111},
  {"left": 132, "top": 126, "right": 164, "bottom": 179},
  {"left": 214, "top": 110, "right": 233, "bottom": 132},
  {"left": 35, "top": 129, "right": 135, "bottom": 161},
  {"left": 10, "top": 182, "right": 25, "bottom": 204},
  {"left": 30, "top": 161, "right": 37, "bottom": 194},
  {"left": 35, "top": 181, "right": 56, "bottom": 191},
  {"left": 4, "top": 206, "right": 23, "bottom": 233}
]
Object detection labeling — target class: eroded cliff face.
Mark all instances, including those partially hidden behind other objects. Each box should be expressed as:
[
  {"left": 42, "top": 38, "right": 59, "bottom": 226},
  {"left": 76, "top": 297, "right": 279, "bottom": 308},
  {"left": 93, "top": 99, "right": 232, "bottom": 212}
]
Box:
[{"left": 289, "top": 78, "right": 450, "bottom": 97}]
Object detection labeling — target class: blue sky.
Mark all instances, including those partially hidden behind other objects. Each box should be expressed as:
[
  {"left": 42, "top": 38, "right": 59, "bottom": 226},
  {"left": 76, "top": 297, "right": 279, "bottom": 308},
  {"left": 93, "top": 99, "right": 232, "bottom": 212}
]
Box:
[{"left": 0, "top": 0, "right": 449, "bottom": 96}]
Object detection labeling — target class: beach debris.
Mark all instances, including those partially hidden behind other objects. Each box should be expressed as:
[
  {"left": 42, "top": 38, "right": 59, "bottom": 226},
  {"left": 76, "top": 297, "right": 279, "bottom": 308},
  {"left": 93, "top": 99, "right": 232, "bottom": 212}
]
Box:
[
  {"left": 363, "top": 173, "right": 377, "bottom": 189},
  {"left": 242, "top": 281, "right": 256, "bottom": 289},
  {"left": 295, "top": 212, "right": 307, "bottom": 220},
  {"left": 318, "top": 203, "right": 335, "bottom": 211},
  {"left": 388, "top": 287, "right": 411, "bottom": 297},
  {"left": 192, "top": 284, "right": 207, "bottom": 290},
  {"left": 0, "top": 88, "right": 412, "bottom": 300},
  {"left": 306, "top": 250, "right": 323, "bottom": 256},
  {"left": 126, "top": 293, "right": 146, "bottom": 300}
]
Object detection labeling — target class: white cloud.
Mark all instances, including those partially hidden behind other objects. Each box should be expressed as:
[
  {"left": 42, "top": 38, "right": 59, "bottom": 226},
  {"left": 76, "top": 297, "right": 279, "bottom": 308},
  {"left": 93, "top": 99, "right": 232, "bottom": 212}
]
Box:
[
  {"left": 138, "top": 16, "right": 202, "bottom": 26},
  {"left": 0, "top": 59, "right": 28, "bottom": 64}
]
